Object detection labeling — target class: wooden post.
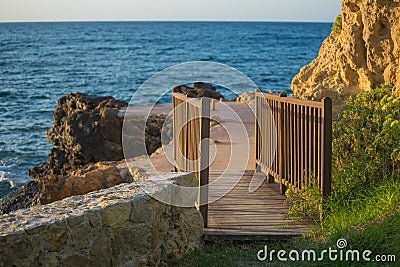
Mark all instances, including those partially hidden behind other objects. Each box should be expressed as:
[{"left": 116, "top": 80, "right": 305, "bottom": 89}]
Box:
[
  {"left": 199, "top": 98, "right": 210, "bottom": 228},
  {"left": 279, "top": 93, "right": 287, "bottom": 194},
  {"left": 255, "top": 93, "right": 260, "bottom": 171},
  {"left": 320, "top": 97, "right": 332, "bottom": 221},
  {"left": 212, "top": 99, "right": 215, "bottom": 111}
]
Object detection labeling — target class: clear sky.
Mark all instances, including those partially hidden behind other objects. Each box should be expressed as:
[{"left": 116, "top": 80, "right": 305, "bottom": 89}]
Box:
[{"left": 0, "top": 0, "right": 342, "bottom": 23}]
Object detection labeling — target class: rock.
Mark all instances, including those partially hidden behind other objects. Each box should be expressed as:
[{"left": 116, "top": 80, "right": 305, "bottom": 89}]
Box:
[
  {"left": 292, "top": 0, "right": 400, "bottom": 114},
  {"left": 173, "top": 83, "right": 224, "bottom": 100},
  {"left": 29, "top": 93, "right": 128, "bottom": 181},
  {"left": 193, "top": 82, "right": 216, "bottom": 91},
  {"left": 146, "top": 114, "right": 172, "bottom": 155}
]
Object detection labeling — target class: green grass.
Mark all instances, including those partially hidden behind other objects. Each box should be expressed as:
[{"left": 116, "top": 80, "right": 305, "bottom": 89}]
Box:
[
  {"left": 172, "top": 183, "right": 399, "bottom": 266},
  {"left": 320, "top": 179, "right": 400, "bottom": 240}
]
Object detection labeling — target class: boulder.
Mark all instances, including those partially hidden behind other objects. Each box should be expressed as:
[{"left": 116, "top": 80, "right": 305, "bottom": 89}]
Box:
[
  {"left": 173, "top": 83, "right": 224, "bottom": 100},
  {"left": 237, "top": 91, "right": 256, "bottom": 105},
  {"left": 29, "top": 93, "right": 128, "bottom": 181},
  {"left": 292, "top": 0, "right": 400, "bottom": 114}
]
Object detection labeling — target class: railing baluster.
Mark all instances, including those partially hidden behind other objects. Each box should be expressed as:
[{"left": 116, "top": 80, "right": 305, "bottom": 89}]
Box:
[{"left": 254, "top": 92, "right": 332, "bottom": 218}]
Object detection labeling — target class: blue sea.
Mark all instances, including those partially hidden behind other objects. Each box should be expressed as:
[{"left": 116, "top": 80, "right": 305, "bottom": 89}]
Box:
[{"left": 0, "top": 21, "right": 331, "bottom": 196}]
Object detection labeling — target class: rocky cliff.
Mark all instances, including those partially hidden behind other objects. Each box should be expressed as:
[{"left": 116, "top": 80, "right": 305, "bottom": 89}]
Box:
[{"left": 292, "top": 0, "right": 400, "bottom": 113}]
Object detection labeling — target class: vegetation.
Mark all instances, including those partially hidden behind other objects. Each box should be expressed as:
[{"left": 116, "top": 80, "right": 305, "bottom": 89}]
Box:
[
  {"left": 333, "top": 84, "right": 399, "bottom": 190},
  {"left": 332, "top": 14, "right": 343, "bottom": 34},
  {"left": 173, "top": 85, "right": 400, "bottom": 266}
]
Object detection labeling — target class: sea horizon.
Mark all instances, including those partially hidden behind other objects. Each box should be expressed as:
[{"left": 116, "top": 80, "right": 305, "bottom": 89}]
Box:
[{"left": 0, "top": 21, "right": 332, "bottom": 196}]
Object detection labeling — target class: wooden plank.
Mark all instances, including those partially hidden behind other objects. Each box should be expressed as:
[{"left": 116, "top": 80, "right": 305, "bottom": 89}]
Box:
[{"left": 207, "top": 173, "right": 310, "bottom": 240}]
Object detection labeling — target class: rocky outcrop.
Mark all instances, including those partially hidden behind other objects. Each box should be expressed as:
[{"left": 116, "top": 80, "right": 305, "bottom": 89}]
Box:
[
  {"left": 1, "top": 93, "right": 171, "bottom": 214},
  {"left": 292, "top": 0, "right": 400, "bottom": 114},
  {"left": 29, "top": 93, "right": 128, "bottom": 181},
  {"left": 173, "top": 82, "right": 224, "bottom": 100},
  {"left": 0, "top": 173, "right": 204, "bottom": 267}
]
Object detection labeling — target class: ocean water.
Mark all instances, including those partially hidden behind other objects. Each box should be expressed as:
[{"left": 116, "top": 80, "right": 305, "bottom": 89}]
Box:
[{"left": 0, "top": 21, "right": 332, "bottom": 196}]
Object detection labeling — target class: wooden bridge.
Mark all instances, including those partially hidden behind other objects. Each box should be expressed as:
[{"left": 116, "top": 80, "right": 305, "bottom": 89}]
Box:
[{"left": 172, "top": 91, "right": 332, "bottom": 240}]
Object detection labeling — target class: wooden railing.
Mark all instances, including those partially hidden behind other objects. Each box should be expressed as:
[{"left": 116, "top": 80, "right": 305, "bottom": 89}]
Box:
[
  {"left": 255, "top": 92, "right": 332, "bottom": 199},
  {"left": 173, "top": 92, "right": 210, "bottom": 227}
]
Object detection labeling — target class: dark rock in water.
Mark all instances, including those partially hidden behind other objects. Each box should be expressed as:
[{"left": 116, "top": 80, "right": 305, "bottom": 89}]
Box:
[
  {"left": 0, "top": 181, "right": 41, "bottom": 215},
  {"left": 193, "top": 82, "right": 216, "bottom": 91},
  {"left": 173, "top": 85, "right": 192, "bottom": 95},
  {"left": 173, "top": 83, "right": 224, "bottom": 100}
]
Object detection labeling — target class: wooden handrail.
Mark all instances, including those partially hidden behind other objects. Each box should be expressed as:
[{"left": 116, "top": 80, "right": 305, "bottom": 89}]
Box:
[{"left": 256, "top": 92, "right": 323, "bottom": 108}]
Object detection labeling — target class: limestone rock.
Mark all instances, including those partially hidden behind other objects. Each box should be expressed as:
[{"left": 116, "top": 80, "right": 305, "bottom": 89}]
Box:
[
  {"left": 237, "top": 91, "right": 256, "bottom": 105},
  {"left": 292, "top": 0, "right": 400, "bottom": 114},
  {"left": 39, "top": 161, "right": 133, "bottom": 205}
]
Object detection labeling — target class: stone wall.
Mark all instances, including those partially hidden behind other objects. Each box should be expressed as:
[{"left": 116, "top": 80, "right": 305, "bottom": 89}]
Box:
[{"left": 0, "top": 173, "right": 203, "bottom": 267}]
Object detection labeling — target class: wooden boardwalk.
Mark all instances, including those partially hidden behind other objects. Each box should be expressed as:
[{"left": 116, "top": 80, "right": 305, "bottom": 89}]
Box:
[
  {"left": 204, "top": 102, "right": 310, "bottom": 240},
  {"left": 128, "top": 100, "right": 313, "bottom": 240}
]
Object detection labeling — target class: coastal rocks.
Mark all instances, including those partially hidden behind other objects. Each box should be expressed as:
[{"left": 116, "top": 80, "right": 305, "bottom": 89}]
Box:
[
  {"left": 29, "top": 93, "right": 128, "bottom": 181},
  {"left": 173, "top": 82, "right": 224, "bottom": 100},
  {"left": 1, "top": 93, "right": 172, "bottom": 214},
  {"left": 0, "top": 173, "right": 204, "bottom": 267},
  {"left": 292, "top": 0, "right": 400, "bottom": 114}
]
